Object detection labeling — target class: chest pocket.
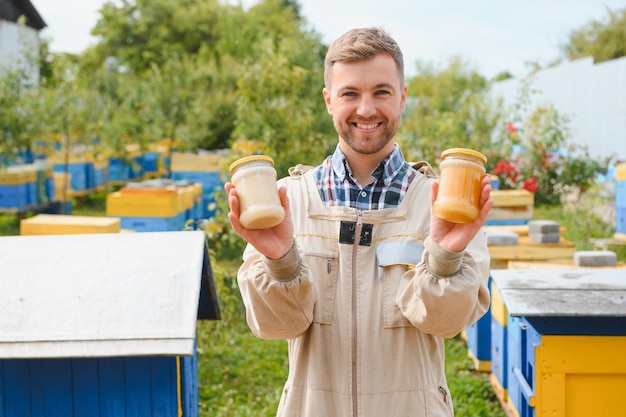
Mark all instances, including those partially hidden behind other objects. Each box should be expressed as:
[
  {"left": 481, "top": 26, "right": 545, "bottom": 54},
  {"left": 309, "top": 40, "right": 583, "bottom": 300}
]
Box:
[
  {"left": 303, "top": 251, "right": 339, "bottom": 325},
  {"left": 377, "top": 241, "right": 424, "bottom": 328}
]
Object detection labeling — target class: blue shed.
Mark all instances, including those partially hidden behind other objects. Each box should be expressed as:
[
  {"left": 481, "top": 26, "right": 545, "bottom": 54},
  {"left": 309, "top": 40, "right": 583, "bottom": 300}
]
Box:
[{"left": 0, "top": 230, "right": 220, "bottom": 416}]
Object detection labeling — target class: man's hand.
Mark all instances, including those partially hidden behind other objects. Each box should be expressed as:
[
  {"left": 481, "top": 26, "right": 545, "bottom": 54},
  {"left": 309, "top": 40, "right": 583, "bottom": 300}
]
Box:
[
  {"left": 225, "top": 182, "right": 295, "bottom": 259},
  {"left": 429, "top": 175, "right": 493, "bottom": 252}
]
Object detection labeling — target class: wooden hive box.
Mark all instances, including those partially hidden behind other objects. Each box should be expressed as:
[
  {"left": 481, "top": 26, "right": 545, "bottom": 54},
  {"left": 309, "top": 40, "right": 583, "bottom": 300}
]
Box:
[
  {"left": 486, "top": 190, "right": 535, "bottom": 226},
  {"left": 491, "top": 269, "right": 626, "bottom": 417},
  {"left": 20, "top": 214, "right": 122, "bottom": 235},
  {"left": 615, "top": 162, "right": 626, "bottom": 181},
  {"left": 0, "top": 231, "right": 220, "bottom": 417}
]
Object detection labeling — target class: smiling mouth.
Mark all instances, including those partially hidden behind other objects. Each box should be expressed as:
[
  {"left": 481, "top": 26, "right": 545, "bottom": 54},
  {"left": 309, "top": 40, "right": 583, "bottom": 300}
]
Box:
[{"left": 354, "top": 122, "right": 381, "bottom": 130}]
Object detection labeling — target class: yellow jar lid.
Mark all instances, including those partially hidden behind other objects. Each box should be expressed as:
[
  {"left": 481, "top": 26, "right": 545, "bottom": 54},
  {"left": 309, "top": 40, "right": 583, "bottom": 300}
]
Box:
[
  {"left": 441, "top": 148, "right": 487, "bottom": 165},
  {"left": 229, "top": 154, "right": 275, "bottom": 175}
]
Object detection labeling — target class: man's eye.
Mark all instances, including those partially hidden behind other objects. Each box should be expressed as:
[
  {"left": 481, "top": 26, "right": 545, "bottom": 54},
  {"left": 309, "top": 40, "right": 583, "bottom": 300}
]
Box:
[
  {"left": 342, "top": 91, "right": 357, "bottom": 97},
  {"left": 375, "top": 90, "right": 391, "bottom": 95}
]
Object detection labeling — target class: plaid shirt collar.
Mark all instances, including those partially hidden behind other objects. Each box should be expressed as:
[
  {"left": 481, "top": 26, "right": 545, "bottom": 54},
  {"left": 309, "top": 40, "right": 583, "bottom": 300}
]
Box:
[{"left": 330, "top": 143, "right": 406, "bottom": 187}]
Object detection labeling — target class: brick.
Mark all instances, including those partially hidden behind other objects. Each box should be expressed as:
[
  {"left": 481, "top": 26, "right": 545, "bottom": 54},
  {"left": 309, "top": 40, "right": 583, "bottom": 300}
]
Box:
[
  {"left": 528, "top": 220, "right": 560, "bottom": 234},
  {"left": 485, "top": 230, "right": 519, "bottom": 246},
  {"left": 573, "top": 250, "right": 617, "bottom": 267},
  {"left": 529, "top": 232, "right": 560, "bottom": 243}
]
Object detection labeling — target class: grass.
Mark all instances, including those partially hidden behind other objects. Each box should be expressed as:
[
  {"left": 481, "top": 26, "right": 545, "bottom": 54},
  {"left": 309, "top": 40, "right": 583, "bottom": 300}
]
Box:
[{"left": 2, "top": 183, "right": 624, "bottom": 416}]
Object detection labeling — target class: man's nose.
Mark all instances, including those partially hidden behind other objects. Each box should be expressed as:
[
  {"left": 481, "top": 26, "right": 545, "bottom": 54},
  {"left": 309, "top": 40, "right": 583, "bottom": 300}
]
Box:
[{"left": 356, "top": 95, "right": 376, "bottom": 118}]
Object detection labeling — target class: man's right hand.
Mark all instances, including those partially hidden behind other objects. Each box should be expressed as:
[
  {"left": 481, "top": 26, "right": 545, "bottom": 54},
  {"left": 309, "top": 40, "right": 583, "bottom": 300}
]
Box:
[{"left": 225, "top": 182, "right": 295, "bottom": 260}]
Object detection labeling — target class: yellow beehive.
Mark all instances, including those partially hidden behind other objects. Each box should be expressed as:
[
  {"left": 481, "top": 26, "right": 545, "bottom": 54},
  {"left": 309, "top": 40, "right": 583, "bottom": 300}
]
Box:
[
  {"left": 106, "top": 187, "right": 182, "bottom": 218},
  {"left": 20, "top": 214, "right": 121, "bottom": 235},
  {"left": 53, "top": 172, "right": 72, "bottom": 201},
  {"left": 170, "top": 152, "right": 222, "bottom": 172},
  {"left": 616, "top": 162, "right": 626, "bottom": 181},
  {"left": 179, "top": 185, "right": 195, "bottom": 211},
  {"left": 508, "top": 259, "right": 626, "bottom": 269},
  {"left": 488, "top": 189, "right": 534, "bottom": 222},
  {"left": 530, "top": 335, "right": 626, "bottom": 417},
  {"left": 0, "top": 167, "right": 27, "bottom": 185}
]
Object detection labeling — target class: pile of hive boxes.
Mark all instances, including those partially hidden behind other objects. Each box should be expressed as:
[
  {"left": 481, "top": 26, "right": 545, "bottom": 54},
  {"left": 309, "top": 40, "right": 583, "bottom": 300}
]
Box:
[
  {"left": 0, "top": 164, "right": 55, "bottom": 213},
  {"left": 486, "top": 189, "right": 535, "bottom": 226},
  {"left": 170, "top": 151, "right": 227, "bottom": 220},
  {"left": 106, "top": 179, "right": 203, "bottom": 232}
]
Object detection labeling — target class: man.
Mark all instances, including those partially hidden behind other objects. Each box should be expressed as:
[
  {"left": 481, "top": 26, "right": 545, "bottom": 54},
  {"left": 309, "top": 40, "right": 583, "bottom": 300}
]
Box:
[{"left": 226, "top": 27, "right": 493, "bottom": 417}]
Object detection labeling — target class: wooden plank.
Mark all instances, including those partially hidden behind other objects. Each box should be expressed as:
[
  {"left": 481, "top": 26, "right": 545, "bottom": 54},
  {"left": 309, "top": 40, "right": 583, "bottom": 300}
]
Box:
[
  {"left": 488, "top": 236, "right": 576, "bottom": 261},
  {"left": 483, "top": 224, "right": 567, "bottom": 236},
  {"left": 125, "top": 357, "right": 153, "bottom": 417},
  {"left": 73, "top": 359, "right": 100, "bottom": 417},
  {"left": 29, "top": 360, "right": 45, "bottom": 416},
  {"left": 42, "top": 359, "right": 73, "bottom": 416},
  {"left": 20, "top": 214, "right": 121, "bottom": 235},
  {"left": 487, "top": 206, "right": 533, "bottom": 220},
  {"left": 491, "top": 189, "right": 535, "bottom": 207},
  {"left": 150, "top": 357, "right": 178, "bottom": 417},
  {"left": 3, "top": 360, "right": 32, "bottom": 417},
  {"left": 98, "top": 358, "right": 126, "bottom": 417},
  {"left": 180, "top": 352, "right": 199, "bottom": 417},
  {"left": 508, "top": 260, "right": 626, "bottom": 269}
]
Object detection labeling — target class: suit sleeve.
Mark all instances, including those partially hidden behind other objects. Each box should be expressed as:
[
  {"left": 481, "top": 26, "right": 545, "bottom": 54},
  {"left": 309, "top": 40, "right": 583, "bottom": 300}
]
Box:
[{"left": 395, "top": 231, "right": 491, "bottom": 338}]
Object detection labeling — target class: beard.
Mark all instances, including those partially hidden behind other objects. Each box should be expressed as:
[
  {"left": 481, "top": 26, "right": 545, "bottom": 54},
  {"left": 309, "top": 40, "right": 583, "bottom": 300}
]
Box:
[{"left": 334, "top": 116, "right": 399, "bottom": 155}]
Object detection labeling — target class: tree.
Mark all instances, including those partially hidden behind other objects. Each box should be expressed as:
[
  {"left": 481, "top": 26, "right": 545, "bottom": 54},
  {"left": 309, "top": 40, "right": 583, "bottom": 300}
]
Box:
[
  {"left": 561, "top": 7, "right": 626, "bottom": 63},
  {"left": 399, "top": 56, "right": 504, "bottom": 164}
]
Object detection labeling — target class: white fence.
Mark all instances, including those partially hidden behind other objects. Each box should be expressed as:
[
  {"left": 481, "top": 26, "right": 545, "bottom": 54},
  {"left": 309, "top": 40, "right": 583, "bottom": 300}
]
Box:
[{"left": 490, "top": 56, "right": 626, "bottom": 162}]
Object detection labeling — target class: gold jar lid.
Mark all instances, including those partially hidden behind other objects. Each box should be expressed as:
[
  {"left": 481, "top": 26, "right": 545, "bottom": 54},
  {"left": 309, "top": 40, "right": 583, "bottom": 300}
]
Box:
[
  {"left": 229, "top": 155, "right": 275, "bottom": 175},
  {"left": 441, "top": 148, "right": 487, "bottom": 165}
]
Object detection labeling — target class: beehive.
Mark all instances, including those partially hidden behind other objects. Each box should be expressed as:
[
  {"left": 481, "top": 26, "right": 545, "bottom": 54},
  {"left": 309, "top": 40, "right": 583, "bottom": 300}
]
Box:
[
  {"left": 0, "top": 231, "right": 220, "bottom": 417},
  {"left": 48, "top": 151, "right": 93, "bottom": 196},
  {"left": 491, "top": 269, "right": 626, "bottom": 417},
  {"left": 106, "top": 183, "right": 187, "bottom": 232},
  {"left": 464, "top": 278, "right": 492, "bottom": 373},
  {"left": 615, "top": 162, "right": 626, "bottom": 181},
  {"left": 486, "top": 190, "right": 534, "bottom": 226},
  {"left": 20, "top": 214, "right": 121, "bottom": 235},
  {"left": 0, "top": 167, "right": 28, "bottom": 211},
  {"left": 170, "top": 151, "right": 227, "bottom": 219}
]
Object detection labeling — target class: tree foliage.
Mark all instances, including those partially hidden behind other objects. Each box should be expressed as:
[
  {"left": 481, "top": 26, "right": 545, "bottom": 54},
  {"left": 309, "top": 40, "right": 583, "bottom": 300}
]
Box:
[
  {"left": 562, "top": 7, "right": 626, "bottom": 63},
  {"left": 399, "top": 56, "right": 504, "bottom": 164}
]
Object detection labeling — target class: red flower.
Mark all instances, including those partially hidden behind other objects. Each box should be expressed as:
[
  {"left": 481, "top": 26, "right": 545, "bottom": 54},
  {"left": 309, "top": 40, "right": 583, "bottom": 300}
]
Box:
[
  {"left": 523, "top": 177, "right": 538, "bottom": 193},
  {"left": 505, "top": 123, "right": 516, "bottom": 133}
]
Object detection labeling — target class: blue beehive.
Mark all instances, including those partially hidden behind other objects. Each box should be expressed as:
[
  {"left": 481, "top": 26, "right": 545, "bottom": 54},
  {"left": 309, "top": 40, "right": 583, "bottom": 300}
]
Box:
[
  {"left": 170, "top": 151, "right": 226, "bottom": 220},
  {"left": 616, "top": 180, "right": 626, "bottom": 234},
  {"left": 464, "top": 277, "right": 492, "bottom": 372},
  {"left": 492, "top": 268, "right": 626, "bottom": 417},
  {"left": 0, "top": 231, "right": 220, "bottom": 417}
]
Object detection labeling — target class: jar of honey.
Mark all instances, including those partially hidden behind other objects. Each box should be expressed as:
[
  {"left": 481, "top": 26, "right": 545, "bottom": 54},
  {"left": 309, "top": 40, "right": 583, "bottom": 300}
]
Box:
[
  {"left": 229, "top": 155, "right": 285, "bottom": 229},
  {"left": 433, "top": 148, "right": 487, "bottom": 223}
]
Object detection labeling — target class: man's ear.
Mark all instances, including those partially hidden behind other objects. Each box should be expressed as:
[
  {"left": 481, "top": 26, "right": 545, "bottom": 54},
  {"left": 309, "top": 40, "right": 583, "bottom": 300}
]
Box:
[{"left": 323, "top": 88, "right": 333, "bottom": 115}]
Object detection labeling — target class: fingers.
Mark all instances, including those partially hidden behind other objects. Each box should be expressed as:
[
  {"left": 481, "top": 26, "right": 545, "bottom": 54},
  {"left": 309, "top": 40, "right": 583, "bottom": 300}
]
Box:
[{"left": 430, "top": 180, "right": 439, "bottom": 207}]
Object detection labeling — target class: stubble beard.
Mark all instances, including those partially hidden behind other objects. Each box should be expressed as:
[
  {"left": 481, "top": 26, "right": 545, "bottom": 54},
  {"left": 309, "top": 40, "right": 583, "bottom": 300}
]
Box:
[{"left": 335, "top": 118, "right": 399, "bottom": 155}]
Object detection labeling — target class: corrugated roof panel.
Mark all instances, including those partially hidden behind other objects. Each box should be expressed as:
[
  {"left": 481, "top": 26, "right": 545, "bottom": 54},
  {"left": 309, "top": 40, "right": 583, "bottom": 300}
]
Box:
[{"left": 0, "top": 230, "right": 206, "bottom": 358}]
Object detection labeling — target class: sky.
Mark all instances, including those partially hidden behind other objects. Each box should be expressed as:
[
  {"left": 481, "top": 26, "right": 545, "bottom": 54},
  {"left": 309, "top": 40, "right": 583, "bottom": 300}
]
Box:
[{"left": 29, "top": 0, "right": 626, "bottom": 79}]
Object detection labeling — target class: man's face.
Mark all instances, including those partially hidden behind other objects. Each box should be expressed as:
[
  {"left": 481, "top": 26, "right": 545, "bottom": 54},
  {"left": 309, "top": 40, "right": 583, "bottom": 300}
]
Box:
[{"left": 323, "top": 54, "right": 407, "bottom": 158}]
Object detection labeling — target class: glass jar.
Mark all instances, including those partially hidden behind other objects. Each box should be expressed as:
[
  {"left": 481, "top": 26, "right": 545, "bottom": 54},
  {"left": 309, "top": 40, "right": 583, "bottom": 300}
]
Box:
[
  {"left": 433, "top": 148, "right": 487, "bottom": 223},
  {"left": 229, "top": 155, "right": 285, "bottom": 229}
]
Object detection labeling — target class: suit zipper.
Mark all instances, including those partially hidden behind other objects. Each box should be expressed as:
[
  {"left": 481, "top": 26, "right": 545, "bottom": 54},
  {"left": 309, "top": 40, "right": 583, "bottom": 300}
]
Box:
[
  {"left": 305, "top": 252, "right": 337, "bottom": 273},
  {"left": 351, "top": 211, "right": 363, "bottom": 417}
]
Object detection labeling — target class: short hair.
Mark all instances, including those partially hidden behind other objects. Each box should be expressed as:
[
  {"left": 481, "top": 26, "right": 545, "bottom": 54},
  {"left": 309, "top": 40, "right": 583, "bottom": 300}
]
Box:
[{"left": 324, "top": 27, "right": 405, "bottom": 87}]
